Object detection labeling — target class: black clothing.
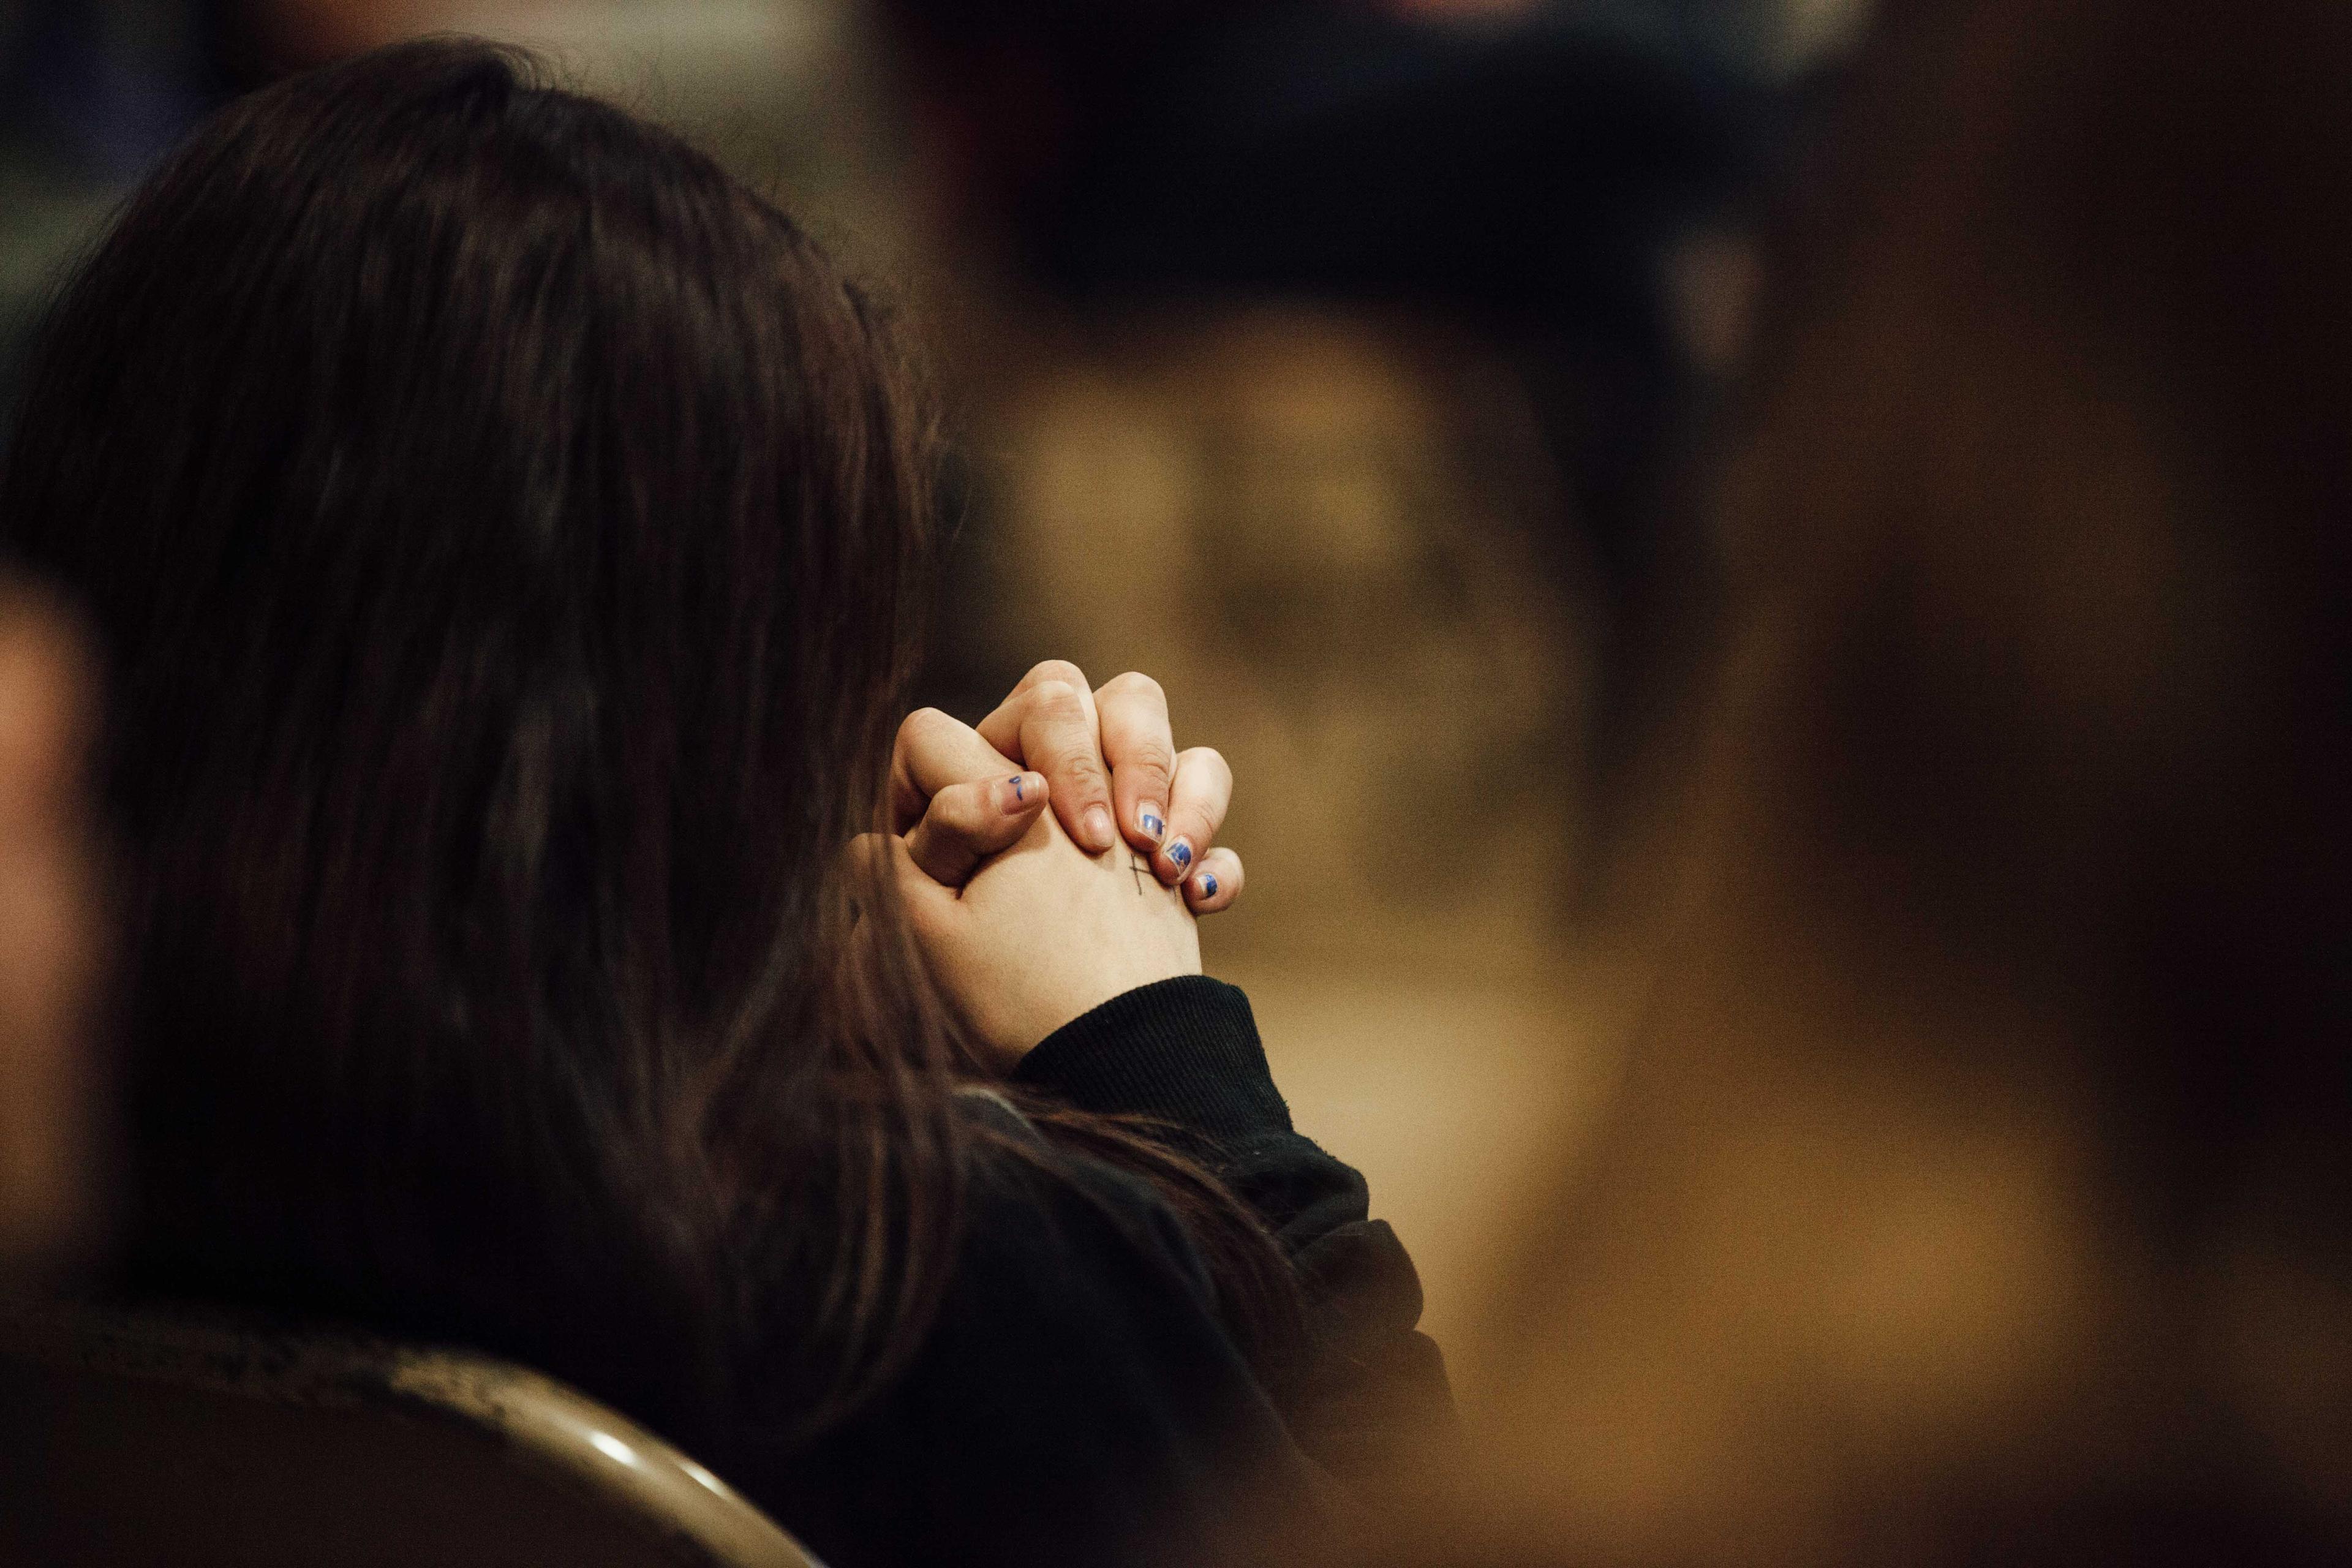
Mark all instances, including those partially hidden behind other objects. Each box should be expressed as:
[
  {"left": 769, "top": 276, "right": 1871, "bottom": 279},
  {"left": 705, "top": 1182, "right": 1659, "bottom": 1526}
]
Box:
[
  {"left": 740, "top": 976, "right": 1452, "bottom": 1567},
  {"left": 116, "top": 974, "right": 1445, "bottom": 1566}
]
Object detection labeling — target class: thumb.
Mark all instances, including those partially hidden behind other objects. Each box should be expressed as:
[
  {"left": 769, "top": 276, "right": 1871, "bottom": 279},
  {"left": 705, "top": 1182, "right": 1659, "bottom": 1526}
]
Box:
[{"left": 902, "top": 771, "right": 1047, "bottom": 887}]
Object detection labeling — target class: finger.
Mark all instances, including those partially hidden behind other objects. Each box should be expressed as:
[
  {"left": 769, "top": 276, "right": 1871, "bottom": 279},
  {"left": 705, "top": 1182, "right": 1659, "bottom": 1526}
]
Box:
[
  {"left": 845, "top": 830, "right": 961, "bottom": 921},
  {"left": 977, "top": 662, "right": 1114, "bottom": 853},
  {"left": 990, "top": 658, "right": 1104, "bottom": 726},
  {"left": 1093, "top": 671, "right": 1178, "bottom": 853},
  {"left": 902, "top": 772, "right": 1047, "bottom": 886},
  {"left": 974, "top": 658, "right": 1103, "bottom": 761},
  {"left": 889, "top": 707, "right": 1021, "bottom": 832},
  {"left": 1183, "top": 847, "right": 1243, "bottom": 915},
  {"left": 844, "top": 832, "right": 960, "bottom": 981},
  {"left": 1154, "top": 746, "right": 1231, "bottom": 886}
]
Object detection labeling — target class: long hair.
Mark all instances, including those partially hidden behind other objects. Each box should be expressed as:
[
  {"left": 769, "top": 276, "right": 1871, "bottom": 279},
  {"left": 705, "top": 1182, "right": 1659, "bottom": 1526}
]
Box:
[{"left": 0, "top": 39, "right": 1295, "bottom": 1444}]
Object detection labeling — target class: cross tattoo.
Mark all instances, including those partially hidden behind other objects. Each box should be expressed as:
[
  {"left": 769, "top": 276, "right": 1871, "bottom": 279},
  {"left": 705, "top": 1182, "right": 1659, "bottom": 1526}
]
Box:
[{"left": 1129, "top": 851, "right": 1152, "bottom": 894}]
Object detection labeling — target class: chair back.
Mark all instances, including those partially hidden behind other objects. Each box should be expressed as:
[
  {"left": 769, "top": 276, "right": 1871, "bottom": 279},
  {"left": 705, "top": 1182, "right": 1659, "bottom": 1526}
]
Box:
[{"left": 0, "top": 1298, "right": 824, "bottom": 1568}]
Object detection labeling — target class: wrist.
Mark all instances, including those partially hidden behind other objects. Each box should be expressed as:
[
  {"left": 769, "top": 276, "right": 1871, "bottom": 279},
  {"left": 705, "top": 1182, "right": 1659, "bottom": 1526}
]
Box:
[
  {"left": 976, "top": 948, "right": 1202, "bottom": 1065},
  {"left": 1011, "top": 976, "right": 1291, "bottom": 1143}
]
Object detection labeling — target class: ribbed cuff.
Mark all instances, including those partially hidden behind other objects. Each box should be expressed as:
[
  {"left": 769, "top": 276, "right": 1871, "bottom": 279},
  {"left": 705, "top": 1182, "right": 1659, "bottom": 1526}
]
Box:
[{"left": 1012, "top": 976, "right": 1292, "bottom": 1144}]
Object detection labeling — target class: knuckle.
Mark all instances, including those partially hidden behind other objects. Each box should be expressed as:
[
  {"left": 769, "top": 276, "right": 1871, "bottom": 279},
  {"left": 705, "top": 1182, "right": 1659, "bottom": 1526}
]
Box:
[
  {"left": 929, "top": 783, "right": 982, "bottom": 832},
  {"left": 898, "top": 706, "right": 954, "bottom": 746},
  {"left": 1099, "top": 669, "right": 1166, "bottom": 706},
  {"left": 1023, "top": 658, "right": 1089, "bottom": 692},
  {"left": 1181, "top": 746, "right": 1232, "bottom": 788},
  {"left": 905, "top": 813, "right": 962, "bottom": 859},
  {"left": 1027, "top": 679, "right": 1085, "bottom": 720},
  {"left": 1123, "top": 739, "right": 1177, "bottom": 783}
]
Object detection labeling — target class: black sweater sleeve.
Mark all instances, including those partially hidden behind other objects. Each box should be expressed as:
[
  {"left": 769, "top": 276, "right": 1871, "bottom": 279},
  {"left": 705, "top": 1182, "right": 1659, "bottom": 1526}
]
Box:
[
  {"left": 735, "top": 978, "right": 1452, "bottom": 1568},
  {"left": 1014, "top": 976, "right": 1457, "bottom": 1483}
]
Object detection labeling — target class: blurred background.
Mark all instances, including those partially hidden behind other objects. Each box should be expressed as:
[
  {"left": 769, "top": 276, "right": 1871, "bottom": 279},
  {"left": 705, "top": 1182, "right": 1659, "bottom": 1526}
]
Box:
[
  {"left": 2, "top": 0, "right": 1867, "bottom": 1390},
  {"left": 46, "top": 6, "right": 2352, "bottom": 1568}
]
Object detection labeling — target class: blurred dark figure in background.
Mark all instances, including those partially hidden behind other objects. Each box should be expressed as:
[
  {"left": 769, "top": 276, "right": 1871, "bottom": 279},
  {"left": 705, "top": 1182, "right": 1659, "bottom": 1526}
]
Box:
[
  {"left": 0, "top": 591, "right": 100, "bottom": 1282},
  {"left": 1414, "top": 0, "right": 2352, "bottom": 1562},
  {"left": 0, "top": 0, "right": 349, "bottom": 426},
  {"left": 885, "top": 0, "right": 1787, "bottom": 761}
]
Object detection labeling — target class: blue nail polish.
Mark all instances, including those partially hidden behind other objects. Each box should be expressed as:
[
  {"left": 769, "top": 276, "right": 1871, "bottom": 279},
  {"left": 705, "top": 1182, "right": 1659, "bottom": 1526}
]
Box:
[
  {"left": 1141, "top": 811, "right": 1164, "bottom": 839},
  {"left": 1009, "top": 775, "right": 1025, "bottom": 801},
  {"left": 1169, "top": 841, "right": 1193, "bottom": 870},
  {"left": 1200, "top": 872, "right": 1218, "bottom": 898}
]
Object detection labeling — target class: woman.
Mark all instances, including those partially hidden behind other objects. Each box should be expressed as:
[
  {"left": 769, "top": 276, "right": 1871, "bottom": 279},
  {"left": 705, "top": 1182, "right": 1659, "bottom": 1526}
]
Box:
[{"left": 0, "top": 40, "right": 1448, "bottom": 1567}]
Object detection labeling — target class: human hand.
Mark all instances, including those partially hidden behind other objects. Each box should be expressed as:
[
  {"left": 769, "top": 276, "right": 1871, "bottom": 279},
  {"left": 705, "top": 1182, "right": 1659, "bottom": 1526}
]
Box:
[
  {"left": 888, "top": 660, "right": 1243, "bottom": 913},
  {"left": 884, "top": 801, "right": 1200, "bottom": 1061}
]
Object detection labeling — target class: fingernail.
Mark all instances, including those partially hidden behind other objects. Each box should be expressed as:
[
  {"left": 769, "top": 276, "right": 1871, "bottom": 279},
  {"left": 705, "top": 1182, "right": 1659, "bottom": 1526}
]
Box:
[
  {"left": 1197, "top": 870, "right": 1219, "bottom": 900},
  {"left": 997, "top": 773, "right": 1042, "bottom": 814},
  {"left": 1082, "top": 804, "right": 1115, "bottom": 850},
  {"left": 1165, "top": 838, "right": 1194, "bottom": 873},
  {"left": 1139, "top": 805, "right": 1166, "bottom": 842}
]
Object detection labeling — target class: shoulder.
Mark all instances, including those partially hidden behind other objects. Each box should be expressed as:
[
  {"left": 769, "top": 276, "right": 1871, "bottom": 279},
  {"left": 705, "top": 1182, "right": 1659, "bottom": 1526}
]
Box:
[{"left": 742, "top": 1090, "right": 1316, "bottom": 1567}]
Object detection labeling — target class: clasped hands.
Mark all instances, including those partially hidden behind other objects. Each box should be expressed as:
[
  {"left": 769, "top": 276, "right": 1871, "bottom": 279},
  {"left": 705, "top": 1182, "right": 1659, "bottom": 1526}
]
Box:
[{"left": 858, "top": 661, "right": 1242, "bottom": 1063}]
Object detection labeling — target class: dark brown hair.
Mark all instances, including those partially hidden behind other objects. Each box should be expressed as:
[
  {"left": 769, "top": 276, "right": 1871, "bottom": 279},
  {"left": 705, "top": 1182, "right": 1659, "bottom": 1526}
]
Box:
[{"left": 0, "top": 38, "right": 1295, "bottom": 1443}]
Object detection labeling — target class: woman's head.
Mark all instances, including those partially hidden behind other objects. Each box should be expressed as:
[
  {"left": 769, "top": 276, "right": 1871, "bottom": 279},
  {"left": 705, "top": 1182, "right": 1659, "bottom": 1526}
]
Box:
[{"left": 0, "top": 39, "right": 950, "bottom": 1427}]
